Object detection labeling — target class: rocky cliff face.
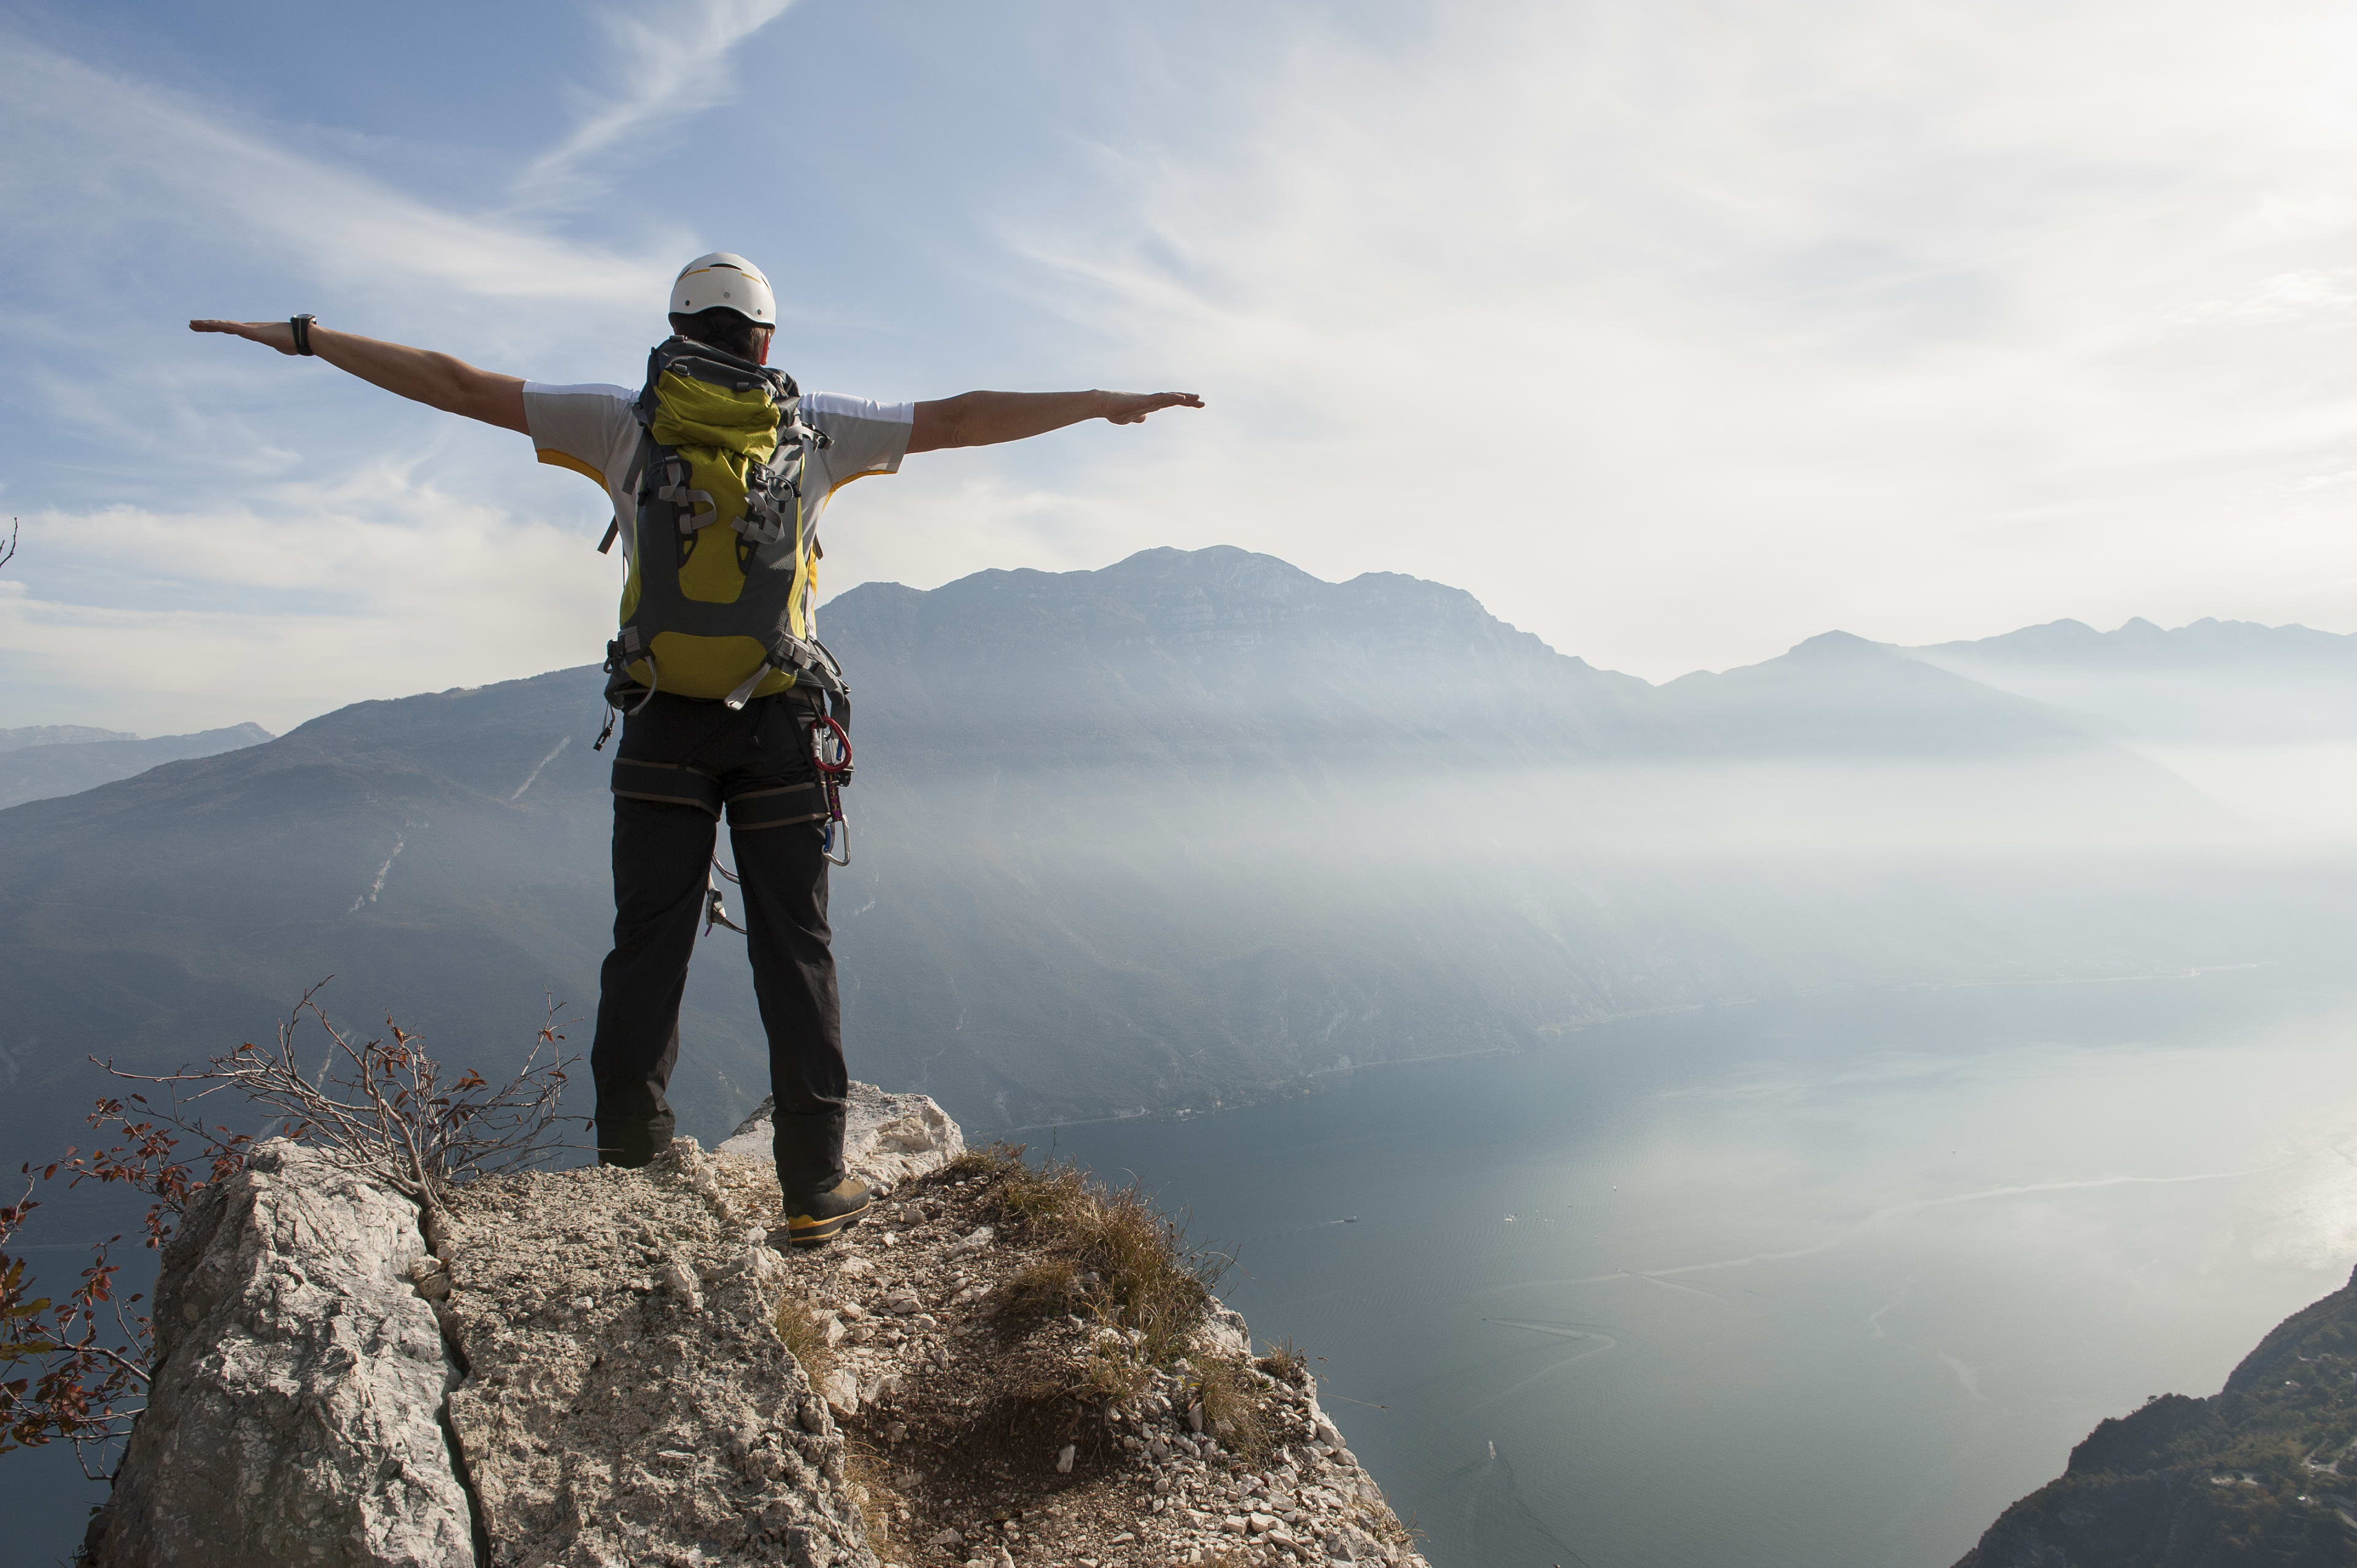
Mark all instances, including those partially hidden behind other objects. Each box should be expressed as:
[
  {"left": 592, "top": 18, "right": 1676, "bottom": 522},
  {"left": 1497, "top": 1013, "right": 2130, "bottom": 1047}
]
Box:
[
  {"left": 84, "top": 1086, "right": 1422, "bottom": 1568},
  {"left": 1954, "top": 1264, "right": 2357, "bottom": 1567},
  {"left": 88, "top": 1140, "right": 474, "bottom": 1568}
]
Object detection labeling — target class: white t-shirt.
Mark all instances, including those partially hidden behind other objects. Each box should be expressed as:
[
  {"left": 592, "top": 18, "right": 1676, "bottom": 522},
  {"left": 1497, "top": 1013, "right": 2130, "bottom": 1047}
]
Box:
[{"left": 524, "top": 380, "right": 912, "bottom": 630}]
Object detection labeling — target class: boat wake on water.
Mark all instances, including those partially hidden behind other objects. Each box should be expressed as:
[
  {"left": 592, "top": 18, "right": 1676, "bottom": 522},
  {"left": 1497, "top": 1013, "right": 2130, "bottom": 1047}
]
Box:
[
  {"left": 1445, "top": 1318, "right": 1622, "bottom": 1419},
  {"left": 1439, "top": 1436, "right": 1593, "bottom": 1567}
]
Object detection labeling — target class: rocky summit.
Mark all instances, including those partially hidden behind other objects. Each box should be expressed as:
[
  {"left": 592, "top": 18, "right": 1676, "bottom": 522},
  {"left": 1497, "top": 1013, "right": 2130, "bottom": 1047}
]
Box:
[{"left": 83, "top": 1086, "right": 1426, "bottom": 1568}]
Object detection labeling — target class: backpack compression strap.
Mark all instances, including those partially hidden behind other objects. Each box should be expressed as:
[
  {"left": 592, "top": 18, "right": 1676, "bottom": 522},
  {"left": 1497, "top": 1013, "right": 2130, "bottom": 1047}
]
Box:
[{"left": 721, "top": 632, "right": 848, "bottom": 710}]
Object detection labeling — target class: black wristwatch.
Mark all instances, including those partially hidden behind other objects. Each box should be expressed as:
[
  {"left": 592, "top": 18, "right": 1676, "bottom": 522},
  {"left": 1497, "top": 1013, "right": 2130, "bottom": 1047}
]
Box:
[{"left": 290, "top": 314, "right": 318, "bottom": 356}]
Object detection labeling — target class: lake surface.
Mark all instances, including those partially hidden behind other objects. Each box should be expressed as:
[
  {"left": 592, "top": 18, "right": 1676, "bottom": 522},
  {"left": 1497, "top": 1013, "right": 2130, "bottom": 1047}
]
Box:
[{"left": 1051, "top": 967, "right": 2357, "bottom": 1568}]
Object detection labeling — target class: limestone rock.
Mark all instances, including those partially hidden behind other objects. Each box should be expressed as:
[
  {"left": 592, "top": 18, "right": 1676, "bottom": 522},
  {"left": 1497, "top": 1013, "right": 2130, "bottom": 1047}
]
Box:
[
  {"left": 716, "top": 1081, "right": 964, "bottom": 1190},
  {"left": 78, "top": 1089, "right": 1441, "bottom": 1568},
  {"left": 1194, "top": 1302, "right": 1251, "bottom": 1359},
  {"left": 438, "top": 1139, "right": 878, "bottom": 1568},
  {"left": 83, "top": 1140, "right": 474, "bottom": 1568}
]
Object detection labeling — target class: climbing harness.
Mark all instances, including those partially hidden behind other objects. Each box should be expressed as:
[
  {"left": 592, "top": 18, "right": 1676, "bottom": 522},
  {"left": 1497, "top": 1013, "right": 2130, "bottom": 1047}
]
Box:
[{"left": 694, "top": 707, "right": 852, "bottom": 940}]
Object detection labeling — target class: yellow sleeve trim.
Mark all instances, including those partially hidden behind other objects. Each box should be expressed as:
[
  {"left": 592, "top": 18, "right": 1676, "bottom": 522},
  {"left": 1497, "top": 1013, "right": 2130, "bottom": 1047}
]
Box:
[
  {"left": 536, "top": 449, "right": 609, "bottom": 488},
  {"left": 826, "top": 468, "right": 888, "bottom": 498}
]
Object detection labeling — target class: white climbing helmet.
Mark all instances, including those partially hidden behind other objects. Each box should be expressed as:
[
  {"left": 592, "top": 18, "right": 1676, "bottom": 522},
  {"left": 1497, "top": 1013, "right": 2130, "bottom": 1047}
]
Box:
[{"left": 670, "top": 252, "right": 776, "bottom": 326}]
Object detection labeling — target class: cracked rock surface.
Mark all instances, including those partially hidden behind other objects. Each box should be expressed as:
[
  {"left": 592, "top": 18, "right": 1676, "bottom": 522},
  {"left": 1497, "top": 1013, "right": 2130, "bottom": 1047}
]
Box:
[
  {"left": 86, "top": 1139, "right": 474, "bottom": 1568},
  {"left": 84, "top": 1086, "right": 1423, "bottom": 1568},
  {"left": 437, "top": 1140, "right": 873, "bottom": 1568},
  {"left": 432, "top": 1084, "right": 963, "bottom": 1567}
]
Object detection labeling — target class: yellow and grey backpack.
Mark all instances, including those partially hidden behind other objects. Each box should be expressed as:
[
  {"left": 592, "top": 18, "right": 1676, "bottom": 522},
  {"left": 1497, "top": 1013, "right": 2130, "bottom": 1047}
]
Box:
[{"left": 600, "top": 335, "right": 847, "bottom": 709}]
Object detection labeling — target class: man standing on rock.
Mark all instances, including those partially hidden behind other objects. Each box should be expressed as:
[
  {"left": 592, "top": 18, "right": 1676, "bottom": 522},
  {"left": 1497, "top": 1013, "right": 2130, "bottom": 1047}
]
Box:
[{"left": 192, "top": 253, "right": 1201, "bottom": 1247}]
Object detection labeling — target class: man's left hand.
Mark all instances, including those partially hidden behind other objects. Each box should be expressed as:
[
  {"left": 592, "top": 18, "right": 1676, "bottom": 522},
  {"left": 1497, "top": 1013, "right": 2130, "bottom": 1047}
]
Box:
[{"left": 1102, "top": 391, "right": 1205, "bottom": 425}]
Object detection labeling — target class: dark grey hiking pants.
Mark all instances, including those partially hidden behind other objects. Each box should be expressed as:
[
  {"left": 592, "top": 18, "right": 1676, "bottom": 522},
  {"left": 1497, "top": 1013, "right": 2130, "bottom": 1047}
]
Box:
[{"left": 588, "top": 687, "right": 848, "bottom": 1200}]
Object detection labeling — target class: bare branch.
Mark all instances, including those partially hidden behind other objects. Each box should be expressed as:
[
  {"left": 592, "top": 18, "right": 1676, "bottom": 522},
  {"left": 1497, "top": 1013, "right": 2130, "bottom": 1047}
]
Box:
[
  {"left": 96, "top": 985, "right": 582, "bottom": 1215},
  {"left": 5, "top": 983, "right": 581, "bottom": 1474}
]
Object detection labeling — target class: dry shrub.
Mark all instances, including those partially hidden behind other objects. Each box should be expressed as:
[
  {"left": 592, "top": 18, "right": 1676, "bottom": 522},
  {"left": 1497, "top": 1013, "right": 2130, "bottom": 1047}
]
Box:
[
  {"left": 5, "top": 986, "right": 577, "bottom": 1475},
  {"left": 1192, "top": 1356, "right": 1271, "bottom": 1461},
  {"left": 843, "top": 1448, "right": 908, "bottom": 1564},
  {"left": 1362, "top": 1502, "right": 1422, "bottom": 1551},
  {"left": 944, "top": 1145, "right": 1023, "bottom": 1182},
  {"left": 1078, "top": 1348, "right": 1155, "bottom": 1407},
  {"left": 1256, "top": 1337, "right": 1308, "bottom": 1388},
  {"left": 773, "top": 1294, "right": 838, "bottom": 1386},
  {"left": 997, "top": 1256, "right": 1082, "bottom": 1325},
  {"left": 968, "top": 1143, "right": 1224, "bottom": 1365},
  {"left": 100, "top": 985, "right": 576, "bottom": 1215}
]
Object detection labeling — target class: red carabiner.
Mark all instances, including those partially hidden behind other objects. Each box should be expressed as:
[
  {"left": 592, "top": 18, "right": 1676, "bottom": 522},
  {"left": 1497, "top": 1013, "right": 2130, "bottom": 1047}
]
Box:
[
  {"left": 809, "top": 714, "right": 853, "bottom": 781},
  {"left": 810, "top": 714, "right": 854, "bottom": 865}
]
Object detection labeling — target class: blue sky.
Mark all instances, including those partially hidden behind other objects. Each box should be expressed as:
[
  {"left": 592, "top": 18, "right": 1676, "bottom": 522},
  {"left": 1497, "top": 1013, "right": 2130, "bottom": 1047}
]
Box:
[{"left": 8, "top": 0, "right": 2357, "bottom": 733}]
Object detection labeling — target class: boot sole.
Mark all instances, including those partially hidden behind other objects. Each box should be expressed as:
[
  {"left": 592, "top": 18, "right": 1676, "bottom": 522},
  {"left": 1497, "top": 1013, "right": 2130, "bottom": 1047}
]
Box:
[{"left": 784, "top": 1201, "right": 870, "bottom": 1248}]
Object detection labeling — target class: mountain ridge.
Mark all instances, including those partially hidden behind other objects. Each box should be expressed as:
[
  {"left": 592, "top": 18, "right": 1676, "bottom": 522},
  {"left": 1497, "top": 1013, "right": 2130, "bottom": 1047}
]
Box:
[
  {"left": 1902, "top": 615, "right": 2357, "bottom": 742},
  {"left": 0, "top": 547, "right": 2334, "bottom": 1161},
  {"left": 0, "top": 721, "right": 274, "bottom": 809},
  {"left": 1957, "top": 1264, "right": 2357, "bottom": 1566}
]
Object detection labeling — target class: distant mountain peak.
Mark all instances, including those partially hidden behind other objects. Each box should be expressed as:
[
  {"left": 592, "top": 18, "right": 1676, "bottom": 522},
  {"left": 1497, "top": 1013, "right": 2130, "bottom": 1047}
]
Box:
[
  {"left": 1782, "top": 630, "right": 1897, "bottom": 663},
  {"left": 1903, "top": 608, "right": 2357, "bottom": 742},
  {"left": 1102, "top": 543, "right": 1318, "bottom": 584}
]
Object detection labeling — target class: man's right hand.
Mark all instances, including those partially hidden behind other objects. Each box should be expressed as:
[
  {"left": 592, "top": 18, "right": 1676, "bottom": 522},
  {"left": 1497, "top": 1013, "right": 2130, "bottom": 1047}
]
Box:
[{"left": 188, "top": 319, "right": 303, "bottom": 354}]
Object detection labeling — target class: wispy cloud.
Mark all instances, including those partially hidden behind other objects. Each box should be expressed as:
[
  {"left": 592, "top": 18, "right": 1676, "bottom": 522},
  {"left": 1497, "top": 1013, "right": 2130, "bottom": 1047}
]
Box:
[
  {"left": 966, "top": 2, "right": 2357, "bottom": 678},
  {"left": 0, "top": 37, "right": 666, "bottom": 310},
  {"left": 513, "top": 0, "right": 800, "bottom": 212},
  {"left": 2178, "top": 269, "right": 2357, "bottom": 324},
  {"left": 0, "top": 473, "right": 616, "bottom": 734}
]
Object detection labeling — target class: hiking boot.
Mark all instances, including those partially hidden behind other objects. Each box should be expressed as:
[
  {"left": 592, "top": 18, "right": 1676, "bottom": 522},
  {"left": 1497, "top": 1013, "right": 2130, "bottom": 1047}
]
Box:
[{"left": 779, "top": 1176, "right": 873, "bottom": 1249}]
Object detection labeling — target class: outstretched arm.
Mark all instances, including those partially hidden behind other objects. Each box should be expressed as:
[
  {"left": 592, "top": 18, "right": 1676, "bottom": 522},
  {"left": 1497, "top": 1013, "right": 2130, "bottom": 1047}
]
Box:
[
  {"left": 907, "top": 389, "right": 1202, "bottom": 454},
  {"left": 187, "top": 319, "right": 527, "bottom": 434}
]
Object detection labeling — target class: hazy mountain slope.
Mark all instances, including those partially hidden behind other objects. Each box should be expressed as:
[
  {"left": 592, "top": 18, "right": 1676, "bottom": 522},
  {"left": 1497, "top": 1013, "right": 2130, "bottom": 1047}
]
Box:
[
  {"left": 826, "top": 546, "right": 1665, "bottom": 772},
  {"left": 1906, "top": 617, "right": 2357, "bottom": 741},
  {"left": 0, "top": 549, "right": 2331, "bottom": 1168},
  {"left": 815, "top": 560, "right": 2248, "bottom": 1122},
  {"left": 1671, "top": 630, "right": 2116, "bottom": 756},
  {"left": 1956, "top": 1263, "right": 2357, "bottom": 1567},
  {"left": 0, "top": 722, "right": 274, "bottom": 808},
  {"left": 0, "top": 724, "right": 136, "bottom": 752},
  {"left": 0, "top": 676, "right": 702, "bottom": 1181}
]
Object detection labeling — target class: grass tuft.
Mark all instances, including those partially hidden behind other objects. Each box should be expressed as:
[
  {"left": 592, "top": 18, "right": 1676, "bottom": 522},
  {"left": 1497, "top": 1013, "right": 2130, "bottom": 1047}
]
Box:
[
  {"left": 773, "top": 1293, "right": 839, "bottom": 1386},
  {"left": 1256, "top": 1336, "right": 1309, "bottom": 1388},
  {"left": 1079, "top": 1348, "right": 1156, "bottom": 1407},
  {"left": 843, "top": 1448, "right": 908, "bottom": 1564},
  {"left": 964, "top": 1141, "right": 1225, "bottom": 1366},
  {"left": 999, "top": 1256, "right": 1083, "bottom": 1324},
  {"left": 1192, "top": 1356, "right": 1272, "bottom": 1462},
  {"left": 945, "top": 1143, "right": 1024, "bottom": 1181}
]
